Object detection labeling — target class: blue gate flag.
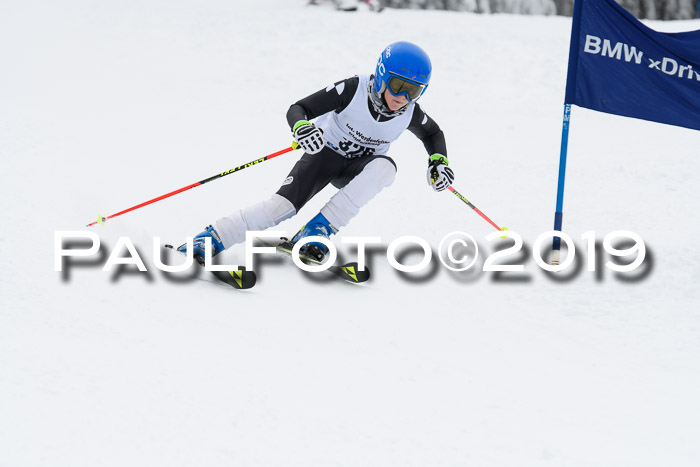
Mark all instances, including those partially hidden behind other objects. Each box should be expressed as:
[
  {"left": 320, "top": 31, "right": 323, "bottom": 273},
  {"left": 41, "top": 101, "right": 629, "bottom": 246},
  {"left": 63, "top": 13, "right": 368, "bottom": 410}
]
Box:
[{"left": 565, "top": 0, "right": 700, "bottom": 132}]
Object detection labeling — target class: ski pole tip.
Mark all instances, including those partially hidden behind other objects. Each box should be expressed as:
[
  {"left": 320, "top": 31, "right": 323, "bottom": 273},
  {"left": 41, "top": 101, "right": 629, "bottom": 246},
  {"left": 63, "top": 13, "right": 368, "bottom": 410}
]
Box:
[{"left": 499, "top": 226, "right": 509, "bottom": 239}]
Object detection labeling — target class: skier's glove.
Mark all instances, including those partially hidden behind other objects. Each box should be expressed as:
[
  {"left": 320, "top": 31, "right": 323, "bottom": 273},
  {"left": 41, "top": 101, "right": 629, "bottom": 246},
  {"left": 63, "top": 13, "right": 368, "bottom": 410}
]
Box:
[
  {"left": 293, "top": 120, "right": 325, "bottom": 154},
  {"left": 427, "top": 154, "right": 454, "bottom": 192}
]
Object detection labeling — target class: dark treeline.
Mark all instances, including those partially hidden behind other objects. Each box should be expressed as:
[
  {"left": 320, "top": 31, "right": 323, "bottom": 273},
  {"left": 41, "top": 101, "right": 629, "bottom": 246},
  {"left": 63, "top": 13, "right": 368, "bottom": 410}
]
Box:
[{"left": 380, "top": 0, "right": 698, "bottom": 19}]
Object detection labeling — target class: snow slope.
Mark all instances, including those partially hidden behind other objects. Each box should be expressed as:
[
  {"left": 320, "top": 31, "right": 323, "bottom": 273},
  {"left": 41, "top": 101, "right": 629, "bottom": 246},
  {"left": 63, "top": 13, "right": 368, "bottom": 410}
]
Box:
[{"left": 1, "top": 1, "right": 700, "bottom": 466}]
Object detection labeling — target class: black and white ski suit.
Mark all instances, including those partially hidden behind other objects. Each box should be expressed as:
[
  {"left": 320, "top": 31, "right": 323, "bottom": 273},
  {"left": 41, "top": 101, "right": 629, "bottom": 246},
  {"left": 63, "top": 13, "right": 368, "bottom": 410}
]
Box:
[{"left": 213, "top": 74, "right": 448, "bottom": 248}]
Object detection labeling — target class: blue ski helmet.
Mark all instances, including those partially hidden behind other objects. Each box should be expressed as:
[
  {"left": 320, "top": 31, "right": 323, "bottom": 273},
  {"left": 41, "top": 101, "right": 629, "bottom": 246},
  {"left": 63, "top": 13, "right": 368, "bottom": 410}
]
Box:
[{"left": 373, "top": 41, "right": 432, "bottom": 103}]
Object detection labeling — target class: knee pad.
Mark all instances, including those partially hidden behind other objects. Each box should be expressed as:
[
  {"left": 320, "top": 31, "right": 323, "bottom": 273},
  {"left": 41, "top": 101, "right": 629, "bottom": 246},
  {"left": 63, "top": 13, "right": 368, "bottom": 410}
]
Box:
[
  {"left": 248, "top": 194, "right": 296, "bottom": 227},
  {"left": 321, "top": 158, "right": 397, "bottom": 229},
  {"left": 368, "top": 157, "right": 397, "bottom": 188},
  {"left": 215, "top": 194, "right": 296, "bottom": 247}
]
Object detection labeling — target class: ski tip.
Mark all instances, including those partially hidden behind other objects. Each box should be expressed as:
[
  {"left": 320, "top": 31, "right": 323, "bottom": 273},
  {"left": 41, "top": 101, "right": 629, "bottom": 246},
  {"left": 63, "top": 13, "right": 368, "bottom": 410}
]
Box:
[
  {"left": 338, "top": 262, "right": 370, "bottom": 283},
  {"left": 217, "top": 269, "right": 257, "bottom": 290}
]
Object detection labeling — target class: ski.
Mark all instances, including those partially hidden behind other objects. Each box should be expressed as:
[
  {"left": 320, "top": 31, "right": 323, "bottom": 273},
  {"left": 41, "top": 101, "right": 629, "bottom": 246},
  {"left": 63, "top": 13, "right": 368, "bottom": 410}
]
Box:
[
  {"left": 263, "top": 238, "right": 370, "bottom": 284},
  {"left": 163, "top": 244, "right": 257, "bottom": 290}
]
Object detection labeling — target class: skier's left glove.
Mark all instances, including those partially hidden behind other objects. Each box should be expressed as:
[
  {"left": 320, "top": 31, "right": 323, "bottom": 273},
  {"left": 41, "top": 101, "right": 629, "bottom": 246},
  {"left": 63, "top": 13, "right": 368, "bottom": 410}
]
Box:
[
  {"left": 427, "top": 154, "right": 454, "bottom": 192},
  {"left": 293, "top": 120, "right": 325, "bottom": 154}
]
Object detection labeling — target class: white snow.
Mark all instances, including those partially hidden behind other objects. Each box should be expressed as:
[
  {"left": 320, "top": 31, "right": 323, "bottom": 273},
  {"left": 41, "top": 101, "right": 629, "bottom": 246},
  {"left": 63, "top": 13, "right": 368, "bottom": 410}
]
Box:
[{"left": 2, "top": 1, "right": 700, "bottom": 466}]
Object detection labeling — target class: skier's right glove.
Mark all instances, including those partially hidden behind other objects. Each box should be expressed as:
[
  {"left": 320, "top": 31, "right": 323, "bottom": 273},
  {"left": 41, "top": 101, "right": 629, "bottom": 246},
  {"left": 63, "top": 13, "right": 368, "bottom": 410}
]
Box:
[
  {"left": 427, "top": 154, "right": 454, "bottom": 192},
  {"left": 293, "top": 120, "right": 325, "bottom": 154}
]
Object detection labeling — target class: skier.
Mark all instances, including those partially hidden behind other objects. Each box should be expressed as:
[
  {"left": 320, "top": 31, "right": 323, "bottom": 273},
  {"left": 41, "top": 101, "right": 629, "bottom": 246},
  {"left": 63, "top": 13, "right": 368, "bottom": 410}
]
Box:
[{"left": 178, "top": 41, "right": 453, "bottom": 262}]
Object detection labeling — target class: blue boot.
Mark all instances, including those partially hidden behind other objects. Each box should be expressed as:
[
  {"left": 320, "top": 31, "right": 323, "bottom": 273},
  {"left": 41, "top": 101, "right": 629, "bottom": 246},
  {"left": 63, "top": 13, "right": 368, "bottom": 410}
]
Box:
[
  {"left": 291, "top": 212, "right": 337, "bottom": 262},
  {"left": 177, "top": 225, "right": 224, "bottom": 264}
]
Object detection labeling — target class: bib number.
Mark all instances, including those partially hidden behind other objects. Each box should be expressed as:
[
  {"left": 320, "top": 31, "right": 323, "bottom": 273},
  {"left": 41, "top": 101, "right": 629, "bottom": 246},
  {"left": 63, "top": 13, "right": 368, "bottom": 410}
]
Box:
[{"left": 338, "top": 139, "right": 375, "bottom": 158}]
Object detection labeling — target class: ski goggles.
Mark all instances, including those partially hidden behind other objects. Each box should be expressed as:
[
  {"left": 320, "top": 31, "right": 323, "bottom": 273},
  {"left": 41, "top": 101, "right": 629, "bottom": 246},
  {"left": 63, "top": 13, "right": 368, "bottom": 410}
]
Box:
[{"left": 386, "top": 74, "right": 426, "bottom": 102}]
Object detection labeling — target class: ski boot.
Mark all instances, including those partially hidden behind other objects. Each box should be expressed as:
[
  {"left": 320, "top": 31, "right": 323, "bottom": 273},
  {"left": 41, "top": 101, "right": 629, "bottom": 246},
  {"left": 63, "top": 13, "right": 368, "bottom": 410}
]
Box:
[
  {"left": 291, "top": 212, "right": 337, "bottom": 262},
  {"left": 177, "top": 225, "right": 224, "bottom": 265}
]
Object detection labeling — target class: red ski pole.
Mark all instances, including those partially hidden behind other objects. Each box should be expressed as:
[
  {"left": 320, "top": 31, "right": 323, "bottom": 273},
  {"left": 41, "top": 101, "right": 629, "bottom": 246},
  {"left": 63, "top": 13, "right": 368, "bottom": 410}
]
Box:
[
  {"left": 448, "top": 186, "right": 508, "bottom": 234},
  {"left": 87, "top": 144, "right": 298, "bottom": 227}
]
